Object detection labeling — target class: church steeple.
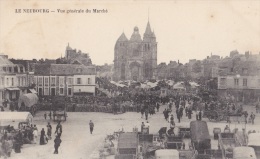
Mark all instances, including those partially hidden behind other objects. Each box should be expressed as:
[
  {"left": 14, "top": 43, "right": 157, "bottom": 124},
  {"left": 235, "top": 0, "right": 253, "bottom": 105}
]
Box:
[
  {"left": 144, "top": 21, "right": 152, "bottom": 35},
  {"left": 143, "top": 21, "right": 156, "bottom": 42}
]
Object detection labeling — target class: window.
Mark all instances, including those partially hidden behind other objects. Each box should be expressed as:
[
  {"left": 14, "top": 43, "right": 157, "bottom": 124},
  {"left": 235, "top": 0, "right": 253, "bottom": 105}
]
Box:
[
  {"left": 21, "top": 77, "right": 24, "bottom": 86},
  {"left": 24, "top": 77, "right": 26, "bottom": 86},
  {"left": 88, "top": 78, "right": 91, "bottom": 84},
  {"left": 11, "top": 78, "right": 14, "bottom": 86},
  {"left": 9, "top": 67, "right": 12, "bottom": 72},
  {"left": 51, "top": 77, "right": 55, "bottom": 86},
  {"left": 18, "top": 77, "right": 20, "bottom": 86},
  {"left": 44, "top": 77, "right": 49, "bottom": 86},
  {"left": 1, "top": 77, "right": 4, "bottom": 86},
  {"left": 60, "top": 78, "right": 64, "bottom": 86},
  {"left": 60, "top": 88, "right": 64, "bottom": 95},
  {"left": 34, "top": 77, "right": 37, "bottom": 84},
  {"left": 38, "top": 77, "right": 43, "bottom": 86},
  {"left": 3, "top": 67, "right": 6, "bottom": 72},
  {"left": 68, "top": 78, "right": 73, "bottom": 85},
  {"left": 68, "top": 88, "right": 72, "bottom": 96},
  {"left": 243, "top": 78, "right": 247, "bottom": 86},
  {"left": 14, "top": 66, "right": 18, "bottom": 73},
  {"left": 6, "top": 78, "right": 9, "bottom": 86},
  {"left": 20, "top": 67, "right": 24, "bottom": 73},
  {"left": 77, "top": 78, "right": 81, "bottom": 84},
  {"left": 44, "top": 88, "right": 49, "bottom": 95},
  {"left": 234, "top": 79, "right": 239, "bottom": 86},
  {"left": 220, "top": 78, "right": 226, "bottom": 86}
]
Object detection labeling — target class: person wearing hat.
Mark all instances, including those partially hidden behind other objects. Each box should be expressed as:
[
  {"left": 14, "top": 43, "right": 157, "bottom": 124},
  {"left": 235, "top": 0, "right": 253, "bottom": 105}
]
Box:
[
  {"left": 170, "top": 114, "right": 175, "bottom": 127},
  {"left": 55, "top": 122, "right": 62, "bottom": 137},
  {"left": 53, "top": 135, "right": 62, "bottom": 154},
  {"left": 47, "top": 122, "right": 52, "bottom": 139}
]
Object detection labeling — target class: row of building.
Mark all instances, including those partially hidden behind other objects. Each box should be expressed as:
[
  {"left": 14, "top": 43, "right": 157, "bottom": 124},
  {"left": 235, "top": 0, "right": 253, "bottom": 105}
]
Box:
[{"left": 0, "top": 45, "right": 96, "bottom": 104}]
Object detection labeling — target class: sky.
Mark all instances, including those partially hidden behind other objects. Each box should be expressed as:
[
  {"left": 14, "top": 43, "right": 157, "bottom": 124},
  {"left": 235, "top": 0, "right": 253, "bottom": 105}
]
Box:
[{"left": 0, "top": 0, "right": 260, "bottom": 65}]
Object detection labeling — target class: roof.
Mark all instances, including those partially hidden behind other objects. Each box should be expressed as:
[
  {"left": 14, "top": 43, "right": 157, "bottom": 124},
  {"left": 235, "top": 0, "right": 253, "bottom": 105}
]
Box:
[
  {"left": 18, "top": 93, "right": 38, "bottom": 108},
  {"left": 233, "top": 147, "right": 256, "bottom": 159},
  {"left": 117, "top": 33, "right": 128, "bottom": 42},
  {"left": 0, "top": 112, "right": 33, "bottom": 122},
  {"left": 130, "top": 27, "right": 142, "bottom": 42},
  {"left": 248, "top": 133, "right": 260, "bottom": 146},
  {"left": 190, "top": 121, "right": 210, "bottom": 141},
  {"left": 34, "top": 64, "right": 96, "bottom": 75},
  {"left": 0, "top": 56, "right": 15, "bottom": 66},
  {"left": 155, "top": 149, "right": 179, "bottom": 157},
  {"left": 118, "top": 133, "right": 138, "bottom": 149}
]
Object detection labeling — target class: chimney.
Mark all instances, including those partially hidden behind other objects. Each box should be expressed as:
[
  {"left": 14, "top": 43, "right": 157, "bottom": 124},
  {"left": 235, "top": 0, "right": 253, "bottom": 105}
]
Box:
[{"left": 245, "top": 51, "right": 249, "bottom": 59}]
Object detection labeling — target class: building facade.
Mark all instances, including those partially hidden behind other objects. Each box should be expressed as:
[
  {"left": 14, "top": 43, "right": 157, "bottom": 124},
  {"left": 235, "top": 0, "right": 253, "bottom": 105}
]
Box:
[
  {"left": 114, "top": 21, "right": 157, "bottom": 81},
  {"left": 0, "top": 55, "right": 28, "bottom": 103},
  {"left": 217, "top": 52, "right": 260, "bottom": 102},
  {"left": 34, "top": 64, "right": 96, "bottom": 96}
]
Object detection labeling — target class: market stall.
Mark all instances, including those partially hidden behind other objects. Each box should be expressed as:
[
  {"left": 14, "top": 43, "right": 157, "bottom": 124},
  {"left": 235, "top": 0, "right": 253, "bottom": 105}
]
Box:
[{"left": 0, "top": 112, "right": 33, "bottom": 129}]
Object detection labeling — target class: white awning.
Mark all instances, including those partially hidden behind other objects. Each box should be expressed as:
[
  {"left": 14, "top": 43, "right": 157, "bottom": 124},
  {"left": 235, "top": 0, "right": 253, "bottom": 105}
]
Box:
[
  {"left": 6, "top": 88, "right": 20, "bottom": 91},
  {"left": 29, "top": 89, "right": 37, "bottom": 94}
]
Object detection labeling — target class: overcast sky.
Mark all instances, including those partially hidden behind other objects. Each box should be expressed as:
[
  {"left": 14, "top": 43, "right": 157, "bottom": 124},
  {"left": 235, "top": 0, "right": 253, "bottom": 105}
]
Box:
[{"left": 0, "top": 0, "right": 260, "bottom": 65}]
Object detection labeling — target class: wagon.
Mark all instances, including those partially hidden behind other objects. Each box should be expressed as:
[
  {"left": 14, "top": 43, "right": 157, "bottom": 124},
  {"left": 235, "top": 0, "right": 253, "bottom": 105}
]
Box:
[
  {"left": 203, "top": 108, "right": 245, "bottom": 122},
  {"left": 52, "top": 96, "right": 68, "bottom": 122},
  {"left": 190, "top": 121, "right": 211, "bottom": 153}
]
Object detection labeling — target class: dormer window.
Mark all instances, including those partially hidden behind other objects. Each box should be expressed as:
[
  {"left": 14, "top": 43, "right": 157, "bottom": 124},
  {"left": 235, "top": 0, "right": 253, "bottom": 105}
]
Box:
[
  {"left": 77, "top": 68, "right": 82, "bottom": 73},
  {"left": 20, "top": 67, "right": 24, "bottom": 73}
]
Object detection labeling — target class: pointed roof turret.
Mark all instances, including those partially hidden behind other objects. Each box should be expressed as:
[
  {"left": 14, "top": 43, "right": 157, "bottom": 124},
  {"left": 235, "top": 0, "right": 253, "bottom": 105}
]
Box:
[
  {"left": 66, "top": 43, "right": 72, "bottom": 50},
  {"left": 144, "top": 21, "right": 152, "bottom": 35},
  {"left": 117, "top": 32, "right": 128, "bottom": 42}
]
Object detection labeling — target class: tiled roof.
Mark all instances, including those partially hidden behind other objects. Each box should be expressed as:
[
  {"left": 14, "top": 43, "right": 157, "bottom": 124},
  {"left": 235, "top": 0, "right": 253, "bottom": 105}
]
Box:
[{"left": 34, "top": 64, "right": 96, "bottom": 75}]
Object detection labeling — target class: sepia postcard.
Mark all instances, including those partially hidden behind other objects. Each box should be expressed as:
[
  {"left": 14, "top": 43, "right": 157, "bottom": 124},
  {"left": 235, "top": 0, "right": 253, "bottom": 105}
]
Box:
[{"left": 0, "top": 0, "right": 260, "bottom": 159}]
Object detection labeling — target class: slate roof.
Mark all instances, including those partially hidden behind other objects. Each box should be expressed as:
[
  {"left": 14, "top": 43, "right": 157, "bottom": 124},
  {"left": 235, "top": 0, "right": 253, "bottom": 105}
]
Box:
[
  {"left": 34, "top": 64, "right": 96, "bottom": 76},
  {"left": 117, "top": 33, "right": 128, "bottom": 42}
]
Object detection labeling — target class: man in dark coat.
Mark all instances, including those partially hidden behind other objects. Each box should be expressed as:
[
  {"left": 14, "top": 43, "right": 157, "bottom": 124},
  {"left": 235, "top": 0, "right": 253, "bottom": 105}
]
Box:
[
  {"left": 198, "top": 110, "right": 202, "bottom": 121},
  {"left": 55, "top": 122, "right": 62, "bottom": 137},
  {"left": 54, "top": 135, "right": 62, "bottom": 154},
  {"left": 89, "top": 120, "right": 94, "bottom": 134},
  {"left": 47, "top": 122, "right": 52, "bottom": 139}
]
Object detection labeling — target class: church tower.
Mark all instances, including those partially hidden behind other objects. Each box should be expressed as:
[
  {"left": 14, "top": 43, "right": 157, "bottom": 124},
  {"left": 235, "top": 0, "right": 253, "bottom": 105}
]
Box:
[
  {"left": 142, "top": 21, "right": 157, "bottom": 80},
  {"left": 114, "top": 32, "right": 128, "bottom": 81},
  {"left": 113, "top": 21, "right": 157, "bottom": 81}
]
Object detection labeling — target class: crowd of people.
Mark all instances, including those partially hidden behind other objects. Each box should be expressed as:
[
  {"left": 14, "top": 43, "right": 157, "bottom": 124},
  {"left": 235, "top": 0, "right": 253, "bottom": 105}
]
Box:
[{"left": 0, "top": 121, "right": 64, "bottom": 157}]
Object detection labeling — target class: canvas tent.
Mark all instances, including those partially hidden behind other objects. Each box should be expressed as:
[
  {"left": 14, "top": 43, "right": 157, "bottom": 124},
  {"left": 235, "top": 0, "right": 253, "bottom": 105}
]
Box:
[
  {"left": 18, "top": 93, "right": 38, "bottom": 108},
  {"left": 173, "top": 82, "right": 186, "bottom": 90},
  {"left": 189, "top": 82, "right": 200, "bottom": 88},
  {"left": 0, "top": 112, "right": 33, "bottom": 128}
]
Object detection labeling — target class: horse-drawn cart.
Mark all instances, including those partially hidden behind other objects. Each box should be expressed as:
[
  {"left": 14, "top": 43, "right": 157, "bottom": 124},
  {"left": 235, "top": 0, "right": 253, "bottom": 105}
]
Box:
[
  {"left": 203, "top": 107, "right": 246, "bottom": 122},
  {"left": 52, "top": 97, "right": 68, "bottom": 122}
]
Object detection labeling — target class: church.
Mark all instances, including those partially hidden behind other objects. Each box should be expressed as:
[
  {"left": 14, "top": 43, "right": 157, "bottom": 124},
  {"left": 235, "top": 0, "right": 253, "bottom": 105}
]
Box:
[{"left": 113, "top": 21, "right": 157, "bottom": 81}]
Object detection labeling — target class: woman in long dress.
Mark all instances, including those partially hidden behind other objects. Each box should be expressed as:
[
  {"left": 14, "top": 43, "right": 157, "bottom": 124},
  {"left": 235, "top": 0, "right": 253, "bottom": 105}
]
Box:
[{"left": 40, "top": 128, "right": 46, "bottom": 145}]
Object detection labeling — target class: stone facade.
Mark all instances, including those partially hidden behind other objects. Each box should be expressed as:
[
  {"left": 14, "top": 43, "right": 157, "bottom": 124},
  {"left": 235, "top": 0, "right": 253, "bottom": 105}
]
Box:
[{"left": 114, "top": 21, "right": 157, "bottom": 81}]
